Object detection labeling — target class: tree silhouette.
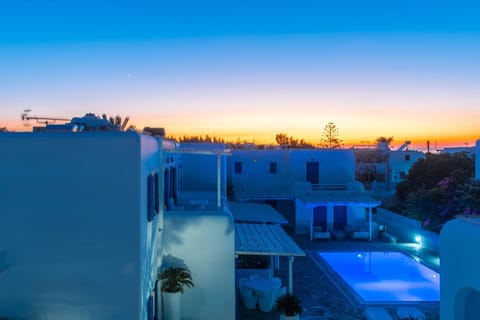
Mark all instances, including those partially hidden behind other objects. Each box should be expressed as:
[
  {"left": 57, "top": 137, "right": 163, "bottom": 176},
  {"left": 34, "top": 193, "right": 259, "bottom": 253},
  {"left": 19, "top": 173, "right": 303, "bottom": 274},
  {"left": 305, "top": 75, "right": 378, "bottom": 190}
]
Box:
[
  {"left": 376, "top": 136, "right": 394, "bottom": 151},
  {"left": 275, "top": 133, "right": 314, "bottom": 149},
  {"left": 101, "top": 114, "right": 135, "bottom": 131},
  {"left": 0, "top": 126, "right": 8, "bottom": 132},
  {"left": 320, "top": 122, "right": 342, "bottom": 149}
]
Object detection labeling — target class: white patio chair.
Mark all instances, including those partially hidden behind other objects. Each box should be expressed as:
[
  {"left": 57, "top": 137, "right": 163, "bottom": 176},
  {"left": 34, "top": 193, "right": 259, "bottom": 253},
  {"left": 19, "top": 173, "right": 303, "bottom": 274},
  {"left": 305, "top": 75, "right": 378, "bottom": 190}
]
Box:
[
  {"left": 238, "top": 278, "right": 258, "bottom": 310},
  {"left": 258, "top": 287, "right": 280, "bottom": 312}
]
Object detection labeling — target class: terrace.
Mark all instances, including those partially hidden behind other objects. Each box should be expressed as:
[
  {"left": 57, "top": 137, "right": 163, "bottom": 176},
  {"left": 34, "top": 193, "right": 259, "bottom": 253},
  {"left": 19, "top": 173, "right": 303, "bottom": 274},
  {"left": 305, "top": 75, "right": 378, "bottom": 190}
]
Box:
[{"left": 237, "top": 231, "right": 440, "bottom": 320}]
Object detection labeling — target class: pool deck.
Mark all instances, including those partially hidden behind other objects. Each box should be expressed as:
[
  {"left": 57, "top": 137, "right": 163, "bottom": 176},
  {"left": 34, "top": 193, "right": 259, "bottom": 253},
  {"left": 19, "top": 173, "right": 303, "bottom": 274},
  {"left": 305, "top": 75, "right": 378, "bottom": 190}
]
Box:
[{"left": 236, "top": 231, "right": 440, "bottom": 320}]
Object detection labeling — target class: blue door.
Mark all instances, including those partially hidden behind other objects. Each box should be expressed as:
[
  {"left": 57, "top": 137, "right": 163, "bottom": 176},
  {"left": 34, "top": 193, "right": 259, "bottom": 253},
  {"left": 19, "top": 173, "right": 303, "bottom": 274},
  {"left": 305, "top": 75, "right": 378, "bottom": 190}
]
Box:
[
  {"left": 306, "top": 162, "right": 319, "bottom": 184},
  {"left": 334, "top": 206, "right": 347, "bottom": 231},
  {"left": 313, "top": 206, "right": 327, "bottom": 230}
]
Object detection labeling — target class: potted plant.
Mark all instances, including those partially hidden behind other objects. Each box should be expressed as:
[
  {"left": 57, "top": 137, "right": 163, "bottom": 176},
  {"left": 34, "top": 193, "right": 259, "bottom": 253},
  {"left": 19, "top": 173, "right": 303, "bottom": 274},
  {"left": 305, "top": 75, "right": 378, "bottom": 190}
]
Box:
[
  {"left": 274, "top": 293, "right": 303, "bottom": 320},
  {"left": 159, "top": 266, "right": 194, "bottom": 320}
]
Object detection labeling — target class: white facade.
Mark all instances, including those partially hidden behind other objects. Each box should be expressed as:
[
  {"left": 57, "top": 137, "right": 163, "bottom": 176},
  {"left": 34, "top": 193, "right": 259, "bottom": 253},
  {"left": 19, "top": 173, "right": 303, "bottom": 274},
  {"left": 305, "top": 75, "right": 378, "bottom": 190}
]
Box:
[
  {"left": 0, "top": 132, "right": 237, "bottom": 320},
  {"left": 163, "top": 211, "right": 235, "bottom": 320},
  {"left": 177, "top": 142, "right": 227, "bottom": 196},
  {"left": 440, "top": 218, "right": 480, "bottom": 319},
  {"left": 229, "top": 149, "right": 291, "bottom": 197},
  {"left": 0, "top": 131, "right": 166, "bottom": 320},
  {"left": 229, "top": 149, "right": 355, "bottom": 199},
  {"left": 228, "top": 148, "right": 379, "bottom": 238},
  {"left": 161, "top": 143, "right": 235, "bottom": 320},
  {"left": 388, "top": 150, "right": 425, "bottom": 184}
]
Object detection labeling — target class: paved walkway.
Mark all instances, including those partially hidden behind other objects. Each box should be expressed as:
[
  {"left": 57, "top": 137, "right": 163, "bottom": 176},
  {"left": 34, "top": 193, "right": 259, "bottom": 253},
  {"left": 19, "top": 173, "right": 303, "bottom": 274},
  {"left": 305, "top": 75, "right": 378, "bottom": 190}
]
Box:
[{"left": 236, "top": 232, "right": 440, "bottom": 320}]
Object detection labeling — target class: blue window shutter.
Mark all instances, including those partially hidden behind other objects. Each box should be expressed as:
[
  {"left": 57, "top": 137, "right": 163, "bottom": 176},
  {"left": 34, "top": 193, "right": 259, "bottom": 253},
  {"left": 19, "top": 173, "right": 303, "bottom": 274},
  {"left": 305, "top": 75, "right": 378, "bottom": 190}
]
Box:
[
  {"left": 147, "top": 174, "right": 154, "bottom": 222},
  {"left": 154, "top": 280, "right": 159, "bottom": 320},
  {"left": 147, "top": 295, "right": 154, "bottom": 320},
  {"left": 154, "top": 173, "right": 160, "bottom": 213}
]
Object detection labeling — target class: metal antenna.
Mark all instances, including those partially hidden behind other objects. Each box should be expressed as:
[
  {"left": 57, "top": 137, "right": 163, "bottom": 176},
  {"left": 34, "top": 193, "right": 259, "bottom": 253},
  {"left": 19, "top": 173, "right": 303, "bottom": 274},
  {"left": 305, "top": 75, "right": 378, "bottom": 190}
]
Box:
[{"left": 20, "top": 109, "right": 70, "bottom": 125}]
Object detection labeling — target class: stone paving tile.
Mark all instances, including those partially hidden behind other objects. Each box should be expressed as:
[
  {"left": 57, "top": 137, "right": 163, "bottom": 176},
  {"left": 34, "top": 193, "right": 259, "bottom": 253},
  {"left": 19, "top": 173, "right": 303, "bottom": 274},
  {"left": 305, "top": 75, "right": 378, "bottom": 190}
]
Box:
[{"left": 237, "top": 231, "right": 440, "bottom": 320}]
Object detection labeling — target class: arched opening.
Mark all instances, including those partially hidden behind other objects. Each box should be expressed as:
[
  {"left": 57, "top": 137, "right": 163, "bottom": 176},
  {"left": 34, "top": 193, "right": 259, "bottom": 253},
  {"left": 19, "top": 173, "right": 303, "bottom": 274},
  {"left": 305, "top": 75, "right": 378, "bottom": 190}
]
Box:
[{"left": 455, "top": 287, "right": 480, "bottom": 319}]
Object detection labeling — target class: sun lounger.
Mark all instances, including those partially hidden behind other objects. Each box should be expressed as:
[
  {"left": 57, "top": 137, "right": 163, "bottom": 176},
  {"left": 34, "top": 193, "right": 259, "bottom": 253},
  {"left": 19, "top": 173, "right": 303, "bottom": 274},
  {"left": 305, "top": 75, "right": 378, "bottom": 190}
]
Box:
[
  {"left": 364, "top": 307, "right": 393, "bottom": 320},
  {"left": 396, "top": 306, "right": 425, "bottom": 320},
  {"left": 352, "top": 231, "right": 369, "bottom": 240}
]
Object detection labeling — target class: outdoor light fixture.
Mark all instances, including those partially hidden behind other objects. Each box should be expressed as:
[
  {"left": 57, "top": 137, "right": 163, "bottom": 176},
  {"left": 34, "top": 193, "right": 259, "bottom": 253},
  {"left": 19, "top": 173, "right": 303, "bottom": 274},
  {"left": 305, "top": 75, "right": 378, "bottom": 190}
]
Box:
[
  {"left": 414, "top": 234, "right": 423, "bottom": 250},
  {"left": 415, "top": 235, "right": 422, "bottom": 243}
]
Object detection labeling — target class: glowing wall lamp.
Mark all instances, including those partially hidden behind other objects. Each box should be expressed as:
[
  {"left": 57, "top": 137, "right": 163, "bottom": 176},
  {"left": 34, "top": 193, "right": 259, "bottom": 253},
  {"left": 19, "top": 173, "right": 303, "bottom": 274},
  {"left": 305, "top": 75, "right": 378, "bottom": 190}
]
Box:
[{"left": 414, "top": 234, "right": 423, "bottom": 249}]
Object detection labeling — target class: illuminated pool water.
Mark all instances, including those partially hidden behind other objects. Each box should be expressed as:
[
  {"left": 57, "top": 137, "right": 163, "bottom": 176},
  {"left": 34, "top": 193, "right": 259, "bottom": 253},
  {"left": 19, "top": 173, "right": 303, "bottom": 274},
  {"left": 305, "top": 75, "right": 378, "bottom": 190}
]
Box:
[{"left": 318, "top": 251, "right": 440, "bottom": 302}]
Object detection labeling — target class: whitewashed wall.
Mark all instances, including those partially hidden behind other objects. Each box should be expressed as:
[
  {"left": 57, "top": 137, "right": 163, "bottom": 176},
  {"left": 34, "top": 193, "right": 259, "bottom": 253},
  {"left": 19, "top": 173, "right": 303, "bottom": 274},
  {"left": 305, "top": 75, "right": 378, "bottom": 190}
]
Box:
[
  {"left": 229, "top": 149, "right": 355, "bottom": 197},
  {"left": 0, "top": 132, "right": 162, "bottom": 320},
  {"left": 162, "top": 210, "right": 235, "bottom": 320},
  {"left": 290, "top": 149, "right": 355, "bottom": 184},
  {"left": 376, "top": 208, "right": 439, "bottom": 252},
  {"left": 295, "top": 199, "right": 311, "bottom": 234},
  {"left": 389, "top": 150, "right": 425, "bottom": 183},
  {"left": 441, "top": 218, "right": 480, "bottom": 319},
  {"left": 178, "top": 143, "right": 227, "bottom": 193},
  {"left": 229, "top": 149, "right": 291, "bottom": 196}
]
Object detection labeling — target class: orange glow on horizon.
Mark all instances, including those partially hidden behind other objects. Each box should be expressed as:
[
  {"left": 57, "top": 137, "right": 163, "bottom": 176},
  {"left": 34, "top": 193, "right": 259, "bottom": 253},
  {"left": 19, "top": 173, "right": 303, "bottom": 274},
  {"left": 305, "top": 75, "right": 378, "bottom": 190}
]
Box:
[{"left": 4, "top": 114, "right": 478, "bottom": 151}]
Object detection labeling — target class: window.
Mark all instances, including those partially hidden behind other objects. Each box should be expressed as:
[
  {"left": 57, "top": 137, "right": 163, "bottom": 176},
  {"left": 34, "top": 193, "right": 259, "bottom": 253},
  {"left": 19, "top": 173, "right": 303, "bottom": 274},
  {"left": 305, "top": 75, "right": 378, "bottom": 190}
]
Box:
[
  {"left": 148, "top": 172, "right": 160, "bottom": 222},
  {"left": 306, "top": 161, "right": 319, "bottom": 184},
  {"left": 269, "top": 162, "right": 278, "bottom": 174},
  {"left": 405, "top": 155, "right": 410, "bottom": 161},
  {"left": 234, "top": 161, "right": 242, "bottom": 174},
  {"left": 399, "top": 171, "right": 406, "bottom": 180}
]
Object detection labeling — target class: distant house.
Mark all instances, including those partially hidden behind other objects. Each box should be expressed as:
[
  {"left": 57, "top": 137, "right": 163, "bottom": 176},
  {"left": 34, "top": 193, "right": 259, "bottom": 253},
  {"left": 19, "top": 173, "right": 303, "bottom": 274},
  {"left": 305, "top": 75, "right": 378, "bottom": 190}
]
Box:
[
  {"left": 439, "top": 146, "right": 475, "bottom": 157},
  {"left": 355, "top": 147, "right": 425, "bottom": 193}
]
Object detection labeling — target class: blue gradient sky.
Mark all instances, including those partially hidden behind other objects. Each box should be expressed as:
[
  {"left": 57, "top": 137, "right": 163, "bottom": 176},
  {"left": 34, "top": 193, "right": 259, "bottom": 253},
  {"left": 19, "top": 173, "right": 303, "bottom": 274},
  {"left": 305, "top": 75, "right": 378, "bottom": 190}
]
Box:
[{"left": 1, "top": 1, "right": 479, "bottom": 149}]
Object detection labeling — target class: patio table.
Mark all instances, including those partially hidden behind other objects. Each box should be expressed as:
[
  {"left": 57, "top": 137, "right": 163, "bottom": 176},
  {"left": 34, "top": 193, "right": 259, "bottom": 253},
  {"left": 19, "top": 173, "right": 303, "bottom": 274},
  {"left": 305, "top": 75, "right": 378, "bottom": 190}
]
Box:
[{"left": 244, "top": 278, "right": 281, "bottom": 295}]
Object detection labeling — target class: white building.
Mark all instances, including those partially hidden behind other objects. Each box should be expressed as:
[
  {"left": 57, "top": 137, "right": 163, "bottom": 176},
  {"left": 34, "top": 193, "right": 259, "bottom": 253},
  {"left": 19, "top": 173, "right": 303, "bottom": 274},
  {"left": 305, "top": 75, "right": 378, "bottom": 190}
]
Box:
[
  {"left": 355, "top": 148, "right": 425, "bottom": 193},
  {"left": 388, "top": 150, "right": 426, "bottom": 184},
  {"left": 229, "top": 149, "right": 380, "bottom": 240},
  {"left": 0, "top": 131, "right": 167, "bottom": 320},
  {"left": 0, "top": 127, "right": 237, "bottom": 320}
]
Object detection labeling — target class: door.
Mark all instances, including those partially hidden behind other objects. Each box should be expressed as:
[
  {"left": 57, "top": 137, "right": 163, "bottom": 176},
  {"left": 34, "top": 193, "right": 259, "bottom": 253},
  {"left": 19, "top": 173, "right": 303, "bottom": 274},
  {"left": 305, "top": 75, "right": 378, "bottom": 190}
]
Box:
[
  {"left": 313, "top": 206, "right": 327, "bottom": 230},
  {"left": 306, "top": 161, "right": 319, "bottom": 184}
]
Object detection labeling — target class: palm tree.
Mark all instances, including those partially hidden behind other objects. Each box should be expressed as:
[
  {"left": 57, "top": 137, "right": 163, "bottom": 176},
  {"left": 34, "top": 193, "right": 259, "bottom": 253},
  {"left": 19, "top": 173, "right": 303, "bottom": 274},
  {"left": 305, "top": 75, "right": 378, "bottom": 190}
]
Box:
[
  {"left": 159, "top": 266, "right": 194, "bottom": 293},
  {"left": 376, "top": 136, "right": 394, "bottom": 151},
  {"left": 101, "top": 114, "right": 135, "bottom": 131}
]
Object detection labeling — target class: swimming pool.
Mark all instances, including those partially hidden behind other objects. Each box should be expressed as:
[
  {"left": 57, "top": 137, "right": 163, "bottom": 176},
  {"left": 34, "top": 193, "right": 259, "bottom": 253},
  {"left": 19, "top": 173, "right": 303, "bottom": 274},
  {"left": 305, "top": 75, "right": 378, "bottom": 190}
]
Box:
[{"left": 318, "top": 251, "right": 440, "bottom": 302}]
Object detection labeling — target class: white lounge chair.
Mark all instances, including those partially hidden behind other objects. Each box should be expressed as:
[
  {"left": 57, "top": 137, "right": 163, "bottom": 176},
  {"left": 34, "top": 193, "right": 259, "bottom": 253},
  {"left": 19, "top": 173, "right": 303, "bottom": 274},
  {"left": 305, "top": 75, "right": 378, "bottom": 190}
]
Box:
[
  {"left": 397, "top": 306, "right": 425, "bottom": 320},
  {"left": 312, "top": 226, "right": 331, "bottom": 240},
  {"left": 352, "top": 231, "right": 369, "bottom": 240},
  {"left": 364, "top": 307, "right": 393, "bottom": 320}
]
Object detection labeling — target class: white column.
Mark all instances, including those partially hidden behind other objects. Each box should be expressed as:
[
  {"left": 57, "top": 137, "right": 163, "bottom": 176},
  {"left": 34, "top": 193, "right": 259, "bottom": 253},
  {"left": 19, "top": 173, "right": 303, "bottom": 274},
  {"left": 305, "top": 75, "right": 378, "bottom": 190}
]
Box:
[
  {"left": 217, "top": 153, "right": 221, "bottom": 210},
  {"left": 327, "top": 205, "right": 334, "bottom": 231},
  {"left": 368, "top": 206, "right": 372, "bottom": 241},
  {"left": 288, "top": 256, "right": 294, "bottom": 294},
  {"left": 310, "top": 206, "right": 313, "bottom": 241}
]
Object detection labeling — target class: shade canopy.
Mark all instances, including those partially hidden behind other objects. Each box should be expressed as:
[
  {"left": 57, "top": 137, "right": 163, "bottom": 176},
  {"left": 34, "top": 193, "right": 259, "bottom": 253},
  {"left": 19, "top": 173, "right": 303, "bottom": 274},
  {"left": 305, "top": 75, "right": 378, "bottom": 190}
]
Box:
[
  {"left": 235, "top": 223, "right": 304, "bottom": 257},
  {"left": 229, "top": 202, "right": 288, "bottom": 224}
]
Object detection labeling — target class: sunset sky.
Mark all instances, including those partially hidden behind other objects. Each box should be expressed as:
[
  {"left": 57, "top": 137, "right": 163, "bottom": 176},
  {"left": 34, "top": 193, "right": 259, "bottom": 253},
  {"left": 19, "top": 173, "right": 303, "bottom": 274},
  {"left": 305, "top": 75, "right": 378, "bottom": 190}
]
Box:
[{"left": 1, "top": 1, "right": 479, "bottom": 150}]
